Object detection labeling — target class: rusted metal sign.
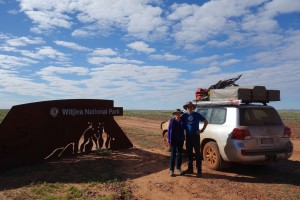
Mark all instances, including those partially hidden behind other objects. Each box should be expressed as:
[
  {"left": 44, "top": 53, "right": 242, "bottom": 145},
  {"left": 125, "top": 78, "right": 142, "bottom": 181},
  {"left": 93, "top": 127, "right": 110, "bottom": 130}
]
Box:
[{"left": 0, "top": 99, "right": 133, "bottom": 170}]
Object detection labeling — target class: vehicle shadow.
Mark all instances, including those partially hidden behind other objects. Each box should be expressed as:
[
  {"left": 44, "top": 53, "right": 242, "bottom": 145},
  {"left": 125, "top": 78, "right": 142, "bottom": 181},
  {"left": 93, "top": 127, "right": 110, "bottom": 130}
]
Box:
[
  {"left": 0, "top": 147, "right": 170, "bottom": 191},
  {"left": 203, "top": 159, "right": 300, "bottom": 186}
]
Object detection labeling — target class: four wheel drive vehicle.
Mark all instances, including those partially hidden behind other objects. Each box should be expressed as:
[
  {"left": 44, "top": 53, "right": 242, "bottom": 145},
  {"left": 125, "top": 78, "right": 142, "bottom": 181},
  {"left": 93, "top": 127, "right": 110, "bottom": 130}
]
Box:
[{"left": 161, "top": 101, "right": 293, "bottom": 170}]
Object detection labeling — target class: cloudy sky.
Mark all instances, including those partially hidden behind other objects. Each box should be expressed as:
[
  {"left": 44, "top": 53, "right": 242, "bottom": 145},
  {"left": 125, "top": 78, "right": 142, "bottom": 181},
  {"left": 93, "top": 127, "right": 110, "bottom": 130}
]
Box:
[{"left": 0, "top": 0, "right": 299, "bottom": 110}]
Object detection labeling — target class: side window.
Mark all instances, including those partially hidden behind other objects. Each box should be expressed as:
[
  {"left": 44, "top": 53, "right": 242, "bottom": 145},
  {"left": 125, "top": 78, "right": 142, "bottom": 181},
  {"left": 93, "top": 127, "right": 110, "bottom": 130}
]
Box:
[
  {"left": 210, "top": 108, "right": 226, "bottom": 124},
  {"left": 196, "top": 107, "right": 212, "bottom": 122}
]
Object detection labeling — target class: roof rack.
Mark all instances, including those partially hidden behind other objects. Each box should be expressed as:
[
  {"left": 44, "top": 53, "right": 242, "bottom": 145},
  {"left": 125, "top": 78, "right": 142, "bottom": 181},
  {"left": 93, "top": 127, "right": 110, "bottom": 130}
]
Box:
[
  {"left": 194, "top": 99, "right": 241, "bottom": 106},
  {"left": 194, "top": 99, "right": 269, "bottom": 106}
]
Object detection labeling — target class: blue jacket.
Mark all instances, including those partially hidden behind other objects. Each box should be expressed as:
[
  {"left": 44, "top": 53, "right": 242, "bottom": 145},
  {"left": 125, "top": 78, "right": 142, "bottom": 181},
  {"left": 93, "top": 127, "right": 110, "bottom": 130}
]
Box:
[{"left": 168, "top": 117, "right": 185, "bottom": 143}]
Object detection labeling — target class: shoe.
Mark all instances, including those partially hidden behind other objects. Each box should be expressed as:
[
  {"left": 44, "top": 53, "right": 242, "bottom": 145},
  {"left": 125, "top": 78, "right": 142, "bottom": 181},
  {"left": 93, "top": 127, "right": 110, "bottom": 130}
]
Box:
[
  {"left": 181, "top": 168, "right": 193, "bottom": 175},
  {"left": 176, "top": 169, "right": 183, "bottom": 175},
  {"left": 169, "top": 171, "right": 174, "bottom": 177},
  {"left": 196, "top": 171, "right": 202, "bottom": 178}
]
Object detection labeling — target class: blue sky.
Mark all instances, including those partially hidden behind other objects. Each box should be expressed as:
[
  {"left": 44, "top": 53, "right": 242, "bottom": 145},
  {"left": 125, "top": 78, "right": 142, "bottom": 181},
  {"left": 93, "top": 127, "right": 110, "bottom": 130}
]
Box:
[{"left": 0, "top": 0, "right": 299, "bottom": 110}]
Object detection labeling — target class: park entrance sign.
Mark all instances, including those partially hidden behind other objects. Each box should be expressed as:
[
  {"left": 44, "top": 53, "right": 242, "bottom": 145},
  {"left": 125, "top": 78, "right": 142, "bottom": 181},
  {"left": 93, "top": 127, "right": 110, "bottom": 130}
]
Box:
[{"left": 0, "top": 99, "right": 133, "bottom": 170}]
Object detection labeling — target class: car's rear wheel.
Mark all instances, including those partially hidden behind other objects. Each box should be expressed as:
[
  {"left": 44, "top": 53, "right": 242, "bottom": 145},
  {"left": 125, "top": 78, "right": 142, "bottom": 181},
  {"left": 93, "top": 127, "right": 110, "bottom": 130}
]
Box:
[
  {"left": 203, "top": 141, "right": 222, "bottom": 170},
  {"left": 163, "top": 131, "right": 171, "bottom": 152}
]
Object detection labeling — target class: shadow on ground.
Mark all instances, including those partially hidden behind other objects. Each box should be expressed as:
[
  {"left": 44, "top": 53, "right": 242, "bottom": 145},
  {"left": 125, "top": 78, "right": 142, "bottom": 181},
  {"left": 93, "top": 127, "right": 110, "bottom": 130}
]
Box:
[
  {"left": 204, "top": 159, "right": 300, "bottom": 186},
  {"left": 0, "top": 148, "right": 169, "bottom": 191}
]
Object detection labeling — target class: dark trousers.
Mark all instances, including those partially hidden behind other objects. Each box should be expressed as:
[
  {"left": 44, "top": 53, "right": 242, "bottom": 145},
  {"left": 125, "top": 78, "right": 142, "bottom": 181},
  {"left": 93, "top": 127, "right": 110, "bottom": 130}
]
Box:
[
  {"left": 170, "top": 140, "right": 183, "bottom": 171},
  {"left": 186, "top": 134, "right": 202, "bottom": 172}
]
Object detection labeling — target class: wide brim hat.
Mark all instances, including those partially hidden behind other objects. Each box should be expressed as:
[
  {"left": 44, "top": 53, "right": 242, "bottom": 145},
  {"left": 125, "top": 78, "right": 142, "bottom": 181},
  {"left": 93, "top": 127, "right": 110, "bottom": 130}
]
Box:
[
  {"left": 172, "top": 108, "right": 184, "bottom": 115},
  {"left": 183, "top": 101, "right": 197, "bottom": 110}
]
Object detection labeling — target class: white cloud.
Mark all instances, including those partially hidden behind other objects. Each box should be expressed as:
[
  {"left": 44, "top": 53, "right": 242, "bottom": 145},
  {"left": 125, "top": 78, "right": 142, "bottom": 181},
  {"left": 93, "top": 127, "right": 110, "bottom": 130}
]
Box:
[
  {"left": 89, "top": 64, "right": 186, "bottom": 85},
  {"left": 5, "top": 36, "right": 44, "bottom": 47},
  {"left": 127, "top": 41, "right": 156, "bottom": 54},
  {"left": 54, "top": 40, "right": 90, "bottom": 51},
  {"left": 37, "top": 66, "right": 89, "bottom": 76},
  {"left": 0, "top": 54, "right": 37, "bottom": 69},
  {"left": 168, "top": 0, "right": 300, "bottom": 50},
  {"left": 168, "top": 0, "right": 263, "bottom": 46},
  {"left": 88, "top": 56, "right": 143, "bottom": 65},
  {"left": 242, "top": 0, "right": 300, "bottom": 33},
  {"left": 262, "top": 0, "right": 300, "bottom": 16},
  {"left": 193, "top": 55, "right": 240, "bottom": 67},
  {"left": 7, "top": 9, "right": 19, "bottom": 15},
  {"left": 251, "top": 30, "right": 300, "bottom": 66},
  {"left": 192, "top": 66, "right": 221, "bottom": 76},
  {"left": 19, "top": 0, "right": 167, "bottom": 39},
  {"left": 167, "top": 3, "right": 198, "bottom": 21},
  {"left": 236, "top": 64, "right": 300, "bottom": 95},
  {"left": 20, "top": 46, "right": 69, "bottom": 61},
  {"left": 193, "top": 55, "right": 220, "bottom": 65},
  {"left": 0, "top": 68, "right": 49, "bottom": 97},
  {"left": 27, "top": 10, "right": 73, "bottom": 32},
  {"left": 91, "top": 48, "right": 118, "bottom": 56},
  {"left": 150, "top": 53, "right": 183, "bottom": 61},
  {"left": 218, "top": 59, "right": 241, "bottom": 67},
  {"left": 11, "top": 63, "right": 187, "bottom": 101},
  {"left": 71, "top": 29, "right": 96, "bottom": 38},
  {"left": 19, "top": 0, "right": 73, "bottom": 32}
]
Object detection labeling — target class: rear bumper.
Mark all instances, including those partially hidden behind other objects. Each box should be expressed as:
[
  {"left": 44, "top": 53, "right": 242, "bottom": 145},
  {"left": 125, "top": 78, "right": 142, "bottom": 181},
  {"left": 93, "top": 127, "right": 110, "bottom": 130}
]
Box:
[{"left": 223, "top": 141, "right": 293, "bottom": 163}]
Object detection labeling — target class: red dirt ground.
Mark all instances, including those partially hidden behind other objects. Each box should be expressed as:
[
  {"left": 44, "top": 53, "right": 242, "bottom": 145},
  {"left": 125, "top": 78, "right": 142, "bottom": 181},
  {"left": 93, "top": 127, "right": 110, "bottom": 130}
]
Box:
[{"left": 0, "top": 116, "right": 299, "bottom": 200}]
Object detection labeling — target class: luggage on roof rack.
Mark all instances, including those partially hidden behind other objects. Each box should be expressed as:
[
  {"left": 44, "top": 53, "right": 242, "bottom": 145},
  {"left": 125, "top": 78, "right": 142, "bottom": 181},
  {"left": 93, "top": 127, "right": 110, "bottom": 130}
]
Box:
[
  {"left": 194, "top": 74, "right": 280, "bottom": 104},
  {"left": 195, "top": 74, "right": 242, "bottom": 101},
  {"left": 209, "top": 86, "right": 280, "bottom": 103}
]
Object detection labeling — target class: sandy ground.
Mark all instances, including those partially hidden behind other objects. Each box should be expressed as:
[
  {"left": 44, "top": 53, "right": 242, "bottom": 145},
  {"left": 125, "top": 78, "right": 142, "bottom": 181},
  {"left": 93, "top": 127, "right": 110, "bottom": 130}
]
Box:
[{"left": 115, "top": 116, "right": 300, "bottom": 200}]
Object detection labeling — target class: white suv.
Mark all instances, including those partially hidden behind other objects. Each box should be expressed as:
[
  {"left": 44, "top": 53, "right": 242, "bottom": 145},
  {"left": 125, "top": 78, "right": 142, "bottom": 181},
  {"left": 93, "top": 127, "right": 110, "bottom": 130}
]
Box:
[
  {"left": 197, "top": 102, "right": 293, "bottom": 170},
  {"left": 161, "top": 102, "right": 293, "bottom": 170}
]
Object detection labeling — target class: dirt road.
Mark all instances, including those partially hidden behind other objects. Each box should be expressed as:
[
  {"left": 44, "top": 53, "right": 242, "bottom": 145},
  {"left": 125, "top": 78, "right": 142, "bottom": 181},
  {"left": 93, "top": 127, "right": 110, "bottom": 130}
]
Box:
[{"left": 115, "top": 116, "right": 300, "bottom": 200}]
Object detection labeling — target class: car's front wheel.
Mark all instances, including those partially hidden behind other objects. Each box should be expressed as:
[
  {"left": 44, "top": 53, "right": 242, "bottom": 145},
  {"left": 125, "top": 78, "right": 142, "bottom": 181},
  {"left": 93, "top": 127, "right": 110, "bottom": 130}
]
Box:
[{"left": 203, "top": 141, "right": 223, "bottom": 170}]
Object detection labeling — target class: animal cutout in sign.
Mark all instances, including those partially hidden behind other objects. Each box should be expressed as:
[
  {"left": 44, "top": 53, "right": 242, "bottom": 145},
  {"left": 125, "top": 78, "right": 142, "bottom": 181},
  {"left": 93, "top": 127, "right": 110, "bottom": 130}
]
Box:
[
  {"left": 0, "top": 99, "right": 133, "bottom": 170},
  {"left": 79, "top": 121, "right": 105, "bottom": 154}
]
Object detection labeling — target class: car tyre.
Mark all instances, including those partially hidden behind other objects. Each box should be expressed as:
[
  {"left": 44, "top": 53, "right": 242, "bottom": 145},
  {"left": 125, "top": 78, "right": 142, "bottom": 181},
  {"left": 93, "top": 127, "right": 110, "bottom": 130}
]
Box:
[
  {"left": 203, "top": 141, "right": 223, "bottom": 170},
  {"left": 163, "top": 131, "right": 171, "bottom": 152}
]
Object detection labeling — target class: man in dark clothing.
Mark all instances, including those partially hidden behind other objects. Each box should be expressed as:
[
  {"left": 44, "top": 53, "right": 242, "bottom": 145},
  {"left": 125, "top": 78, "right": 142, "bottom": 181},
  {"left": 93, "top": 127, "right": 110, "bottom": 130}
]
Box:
[{"left": 181, "top": 101, "right": 208, "bottom": 177}]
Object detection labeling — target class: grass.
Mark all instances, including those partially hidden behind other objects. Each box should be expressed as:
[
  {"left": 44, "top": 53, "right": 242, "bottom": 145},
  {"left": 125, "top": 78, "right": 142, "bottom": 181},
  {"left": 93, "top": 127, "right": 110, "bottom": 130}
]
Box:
[
  {"left": 25, "top": 181, "right": 132, "bottom": 200},
  {"left": 0, "top": 109, "right": 9, "bottom": 122},
  {"left": 278, "top": 110, "right": 300, "bottom": 120},
  {"left": 1, "top": 164, "right": 135, "bottom": 199},
  {"left": 124, "top": 110, "right": 172, "bottom": 121}
]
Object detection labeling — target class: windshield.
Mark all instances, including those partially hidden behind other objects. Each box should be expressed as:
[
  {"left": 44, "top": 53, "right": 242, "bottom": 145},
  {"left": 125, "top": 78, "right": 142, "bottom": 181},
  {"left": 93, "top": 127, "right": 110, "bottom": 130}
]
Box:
[{"left": 239, "top": 107, "right": 283, "bottom": 126}]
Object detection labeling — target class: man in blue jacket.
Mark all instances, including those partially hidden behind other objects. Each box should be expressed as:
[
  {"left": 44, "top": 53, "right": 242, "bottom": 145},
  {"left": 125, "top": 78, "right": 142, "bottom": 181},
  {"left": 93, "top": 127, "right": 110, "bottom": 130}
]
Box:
[{"left": 181, "top": 101, "right": 208, "bottom": 177}]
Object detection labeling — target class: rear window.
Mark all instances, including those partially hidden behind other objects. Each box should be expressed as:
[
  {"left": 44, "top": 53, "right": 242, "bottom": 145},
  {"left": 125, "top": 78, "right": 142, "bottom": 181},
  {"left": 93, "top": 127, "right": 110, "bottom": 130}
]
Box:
[{"left": 239, "top": 107, "right": 283, "bottom": 126}]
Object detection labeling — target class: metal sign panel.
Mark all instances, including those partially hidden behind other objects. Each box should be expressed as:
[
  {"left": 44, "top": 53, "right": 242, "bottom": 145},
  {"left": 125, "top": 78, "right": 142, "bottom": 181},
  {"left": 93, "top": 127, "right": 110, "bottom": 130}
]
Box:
[{"left": 0, "top": 99, "right": 133, "bottom": 170}]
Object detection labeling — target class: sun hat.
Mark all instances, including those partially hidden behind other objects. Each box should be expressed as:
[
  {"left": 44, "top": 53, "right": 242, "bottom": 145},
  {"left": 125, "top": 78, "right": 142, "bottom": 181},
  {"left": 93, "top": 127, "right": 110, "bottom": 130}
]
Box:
[
  {"left": 172, "top": 108, "right": 184, "bottom": 115},
  {"left": 183, "top": 101, "right": 196, "bottom": 110}
]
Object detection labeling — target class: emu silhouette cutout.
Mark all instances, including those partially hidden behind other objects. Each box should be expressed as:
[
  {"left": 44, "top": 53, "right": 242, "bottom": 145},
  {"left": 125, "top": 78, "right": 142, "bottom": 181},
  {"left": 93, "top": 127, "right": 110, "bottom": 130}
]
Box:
[{"left": 0, "top": 99, "right": 133, "bottom": 170}]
